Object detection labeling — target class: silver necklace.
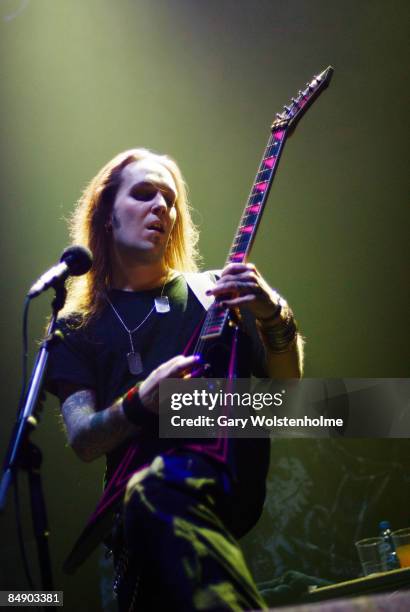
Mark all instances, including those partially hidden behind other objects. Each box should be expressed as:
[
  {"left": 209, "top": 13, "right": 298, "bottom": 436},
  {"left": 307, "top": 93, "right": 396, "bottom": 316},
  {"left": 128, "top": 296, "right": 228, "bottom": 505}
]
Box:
[{"left": 106, "top": 276, "right": 171, "bottom": 375}]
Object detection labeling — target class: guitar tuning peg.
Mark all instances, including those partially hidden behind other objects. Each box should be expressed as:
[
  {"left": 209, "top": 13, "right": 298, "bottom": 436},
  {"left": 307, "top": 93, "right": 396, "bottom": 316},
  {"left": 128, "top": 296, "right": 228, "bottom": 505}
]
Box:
[
  {"left": 291, "top": 97, "right": 299, "bottom": 106},
  {"left": 275, "top": 113, "right": 283, "bottom": 119},
  {"left": 283, "top": 105, "right": 291, "bottom": 113}
]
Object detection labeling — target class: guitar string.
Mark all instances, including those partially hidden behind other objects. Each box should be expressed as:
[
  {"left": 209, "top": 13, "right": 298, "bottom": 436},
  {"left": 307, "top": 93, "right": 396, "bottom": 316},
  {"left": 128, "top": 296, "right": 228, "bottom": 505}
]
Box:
[{"left": 194, "top": 131, "right": 287, "bottom": 352}]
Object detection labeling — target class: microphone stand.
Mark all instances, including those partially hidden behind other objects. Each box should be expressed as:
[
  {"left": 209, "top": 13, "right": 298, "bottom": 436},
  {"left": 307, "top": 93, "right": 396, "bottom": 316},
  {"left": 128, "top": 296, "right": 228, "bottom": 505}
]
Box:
[{"left": 0, "top": 282, "right": 67, "bottom": 603}]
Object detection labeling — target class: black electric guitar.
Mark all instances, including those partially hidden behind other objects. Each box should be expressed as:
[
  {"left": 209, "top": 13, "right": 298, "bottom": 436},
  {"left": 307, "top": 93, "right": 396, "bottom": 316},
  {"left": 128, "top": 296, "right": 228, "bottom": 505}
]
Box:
[{"left": 63, "top": 66, "right": 334, "bottom": 574}]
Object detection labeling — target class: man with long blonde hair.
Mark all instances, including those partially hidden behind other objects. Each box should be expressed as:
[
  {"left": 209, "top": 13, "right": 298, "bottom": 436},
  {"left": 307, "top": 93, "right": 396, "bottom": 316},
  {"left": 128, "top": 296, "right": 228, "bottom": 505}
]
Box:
[{"left": 47, "top": 148, "right": 303, "bottom": 610}]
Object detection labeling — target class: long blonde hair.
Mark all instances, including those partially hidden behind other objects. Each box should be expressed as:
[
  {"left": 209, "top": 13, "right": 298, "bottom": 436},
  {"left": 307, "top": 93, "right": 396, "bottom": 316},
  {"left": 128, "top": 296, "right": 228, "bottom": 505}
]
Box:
[{"left": 61, "top": 148, "right": 200, "bottom": 323}]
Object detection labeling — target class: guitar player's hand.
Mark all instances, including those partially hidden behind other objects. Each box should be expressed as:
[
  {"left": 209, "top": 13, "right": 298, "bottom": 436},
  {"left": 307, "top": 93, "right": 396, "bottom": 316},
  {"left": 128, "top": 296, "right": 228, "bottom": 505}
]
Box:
[
  {"left": 138, "top": 354, "right": 200, "bottom": 414},
  {"left": 206, "top": 262, "right": 282, "bottom": 321}
]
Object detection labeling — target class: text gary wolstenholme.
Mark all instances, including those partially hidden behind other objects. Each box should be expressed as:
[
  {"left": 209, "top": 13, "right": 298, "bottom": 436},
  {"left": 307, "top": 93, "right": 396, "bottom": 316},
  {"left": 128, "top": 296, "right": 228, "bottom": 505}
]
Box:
[{"left": 170, "top": 413, "right": 344, "bottom": 429}]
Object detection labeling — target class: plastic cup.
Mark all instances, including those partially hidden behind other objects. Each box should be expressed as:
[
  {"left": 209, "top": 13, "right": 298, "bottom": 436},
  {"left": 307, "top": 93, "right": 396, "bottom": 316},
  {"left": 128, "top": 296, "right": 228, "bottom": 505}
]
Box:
[
  {"left": 392, "top": 528, "right": 410, "bottom": 568},
  {"left": 355, "top": 537, "right": 389, "bottom": 576}
]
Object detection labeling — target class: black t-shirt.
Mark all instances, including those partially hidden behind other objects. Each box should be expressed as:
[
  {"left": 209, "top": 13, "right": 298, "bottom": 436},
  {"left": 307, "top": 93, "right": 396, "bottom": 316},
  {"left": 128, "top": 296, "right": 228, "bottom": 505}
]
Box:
[
  {"left": 47, "top": 274, "right": 269, "bottom": 495},
  {"left": 48, "top": 275, "right": 206, "bottom": 405}
]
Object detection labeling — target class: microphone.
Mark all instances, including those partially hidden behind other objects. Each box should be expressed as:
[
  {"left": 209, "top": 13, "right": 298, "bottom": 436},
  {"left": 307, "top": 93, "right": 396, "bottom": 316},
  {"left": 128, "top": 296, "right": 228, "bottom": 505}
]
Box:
[{"left": 28, "top": 246, "right": 93, "bottom": 298}]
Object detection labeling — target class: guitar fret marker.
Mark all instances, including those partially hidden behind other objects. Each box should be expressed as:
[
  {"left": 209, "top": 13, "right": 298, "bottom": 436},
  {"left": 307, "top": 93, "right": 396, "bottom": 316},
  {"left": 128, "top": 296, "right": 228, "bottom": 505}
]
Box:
[
  {"left": 239, "top": 225, "right": 253, "bottom": 234},
  {"left": 247, "top": 204, "right": 261, "bottom": 213},
  {"left": 263, "top": 156, "right": 276, "bottom": 168},
  {"left": 231, "top": 252, "right": 245, "bottom": 260},
  {"left": 274, "top": 130, "right": 285, "bottom": 140},
  {"left": 255, "top": 181, "right": 268, "bottom": 192}
]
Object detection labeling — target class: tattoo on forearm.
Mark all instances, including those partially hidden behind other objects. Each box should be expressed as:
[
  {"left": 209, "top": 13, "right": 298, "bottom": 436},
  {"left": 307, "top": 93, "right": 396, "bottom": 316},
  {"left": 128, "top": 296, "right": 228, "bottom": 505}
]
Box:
[{"left": 62, "top": 389, "right": 139, "bottom": 461}]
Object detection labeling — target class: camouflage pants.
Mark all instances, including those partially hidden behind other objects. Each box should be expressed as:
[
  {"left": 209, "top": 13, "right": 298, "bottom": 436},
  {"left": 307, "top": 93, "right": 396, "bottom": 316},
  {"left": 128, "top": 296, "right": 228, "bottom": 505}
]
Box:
[{"left": 115, "top": 451, "right": 267, "bottom": 611}]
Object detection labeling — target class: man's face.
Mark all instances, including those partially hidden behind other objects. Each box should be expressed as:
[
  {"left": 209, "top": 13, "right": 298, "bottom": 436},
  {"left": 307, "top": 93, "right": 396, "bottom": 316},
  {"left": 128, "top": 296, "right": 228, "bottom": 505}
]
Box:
[{"left": 110, "top": 158, "right": 178, "bottom": 263}]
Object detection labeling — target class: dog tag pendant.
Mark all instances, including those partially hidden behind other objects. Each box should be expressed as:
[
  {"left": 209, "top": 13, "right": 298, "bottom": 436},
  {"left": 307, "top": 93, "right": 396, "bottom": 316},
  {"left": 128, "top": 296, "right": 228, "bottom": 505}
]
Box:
[
  {"left": 154, "top": 296, "right": 170, "bottom": 314},
  {"left": 127, "top": 351, "right": 143, "bottom": 376}
]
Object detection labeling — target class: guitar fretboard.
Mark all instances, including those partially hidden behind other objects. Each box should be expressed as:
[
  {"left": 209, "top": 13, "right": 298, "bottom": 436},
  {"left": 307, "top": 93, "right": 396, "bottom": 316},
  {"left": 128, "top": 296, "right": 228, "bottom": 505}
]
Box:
[{"left": 201, "top": 127, "right": 288, "bottom": 340}]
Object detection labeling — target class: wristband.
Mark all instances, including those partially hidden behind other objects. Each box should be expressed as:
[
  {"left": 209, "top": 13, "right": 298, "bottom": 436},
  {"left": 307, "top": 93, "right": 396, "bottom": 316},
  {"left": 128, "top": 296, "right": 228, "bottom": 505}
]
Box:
[{"left": 122, "top": 385, "right": 154, "bottom": 427}]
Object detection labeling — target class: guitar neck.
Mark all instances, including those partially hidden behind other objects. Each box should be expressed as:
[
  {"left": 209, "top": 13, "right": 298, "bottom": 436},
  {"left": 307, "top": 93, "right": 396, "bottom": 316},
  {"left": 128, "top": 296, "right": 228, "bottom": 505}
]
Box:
[
  {"left": 200, "top": 66, "right": 334, "bottom": 342},
  {"left": 201, "top": 126, "right": 289, "bottom": 341}
]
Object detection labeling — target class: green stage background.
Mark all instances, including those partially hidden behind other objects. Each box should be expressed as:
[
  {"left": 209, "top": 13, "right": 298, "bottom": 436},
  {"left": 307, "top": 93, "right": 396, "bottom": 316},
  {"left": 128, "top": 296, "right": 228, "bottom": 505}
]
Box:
[{"left": 1, "top": 1, "right": 409, "bottom": 610}]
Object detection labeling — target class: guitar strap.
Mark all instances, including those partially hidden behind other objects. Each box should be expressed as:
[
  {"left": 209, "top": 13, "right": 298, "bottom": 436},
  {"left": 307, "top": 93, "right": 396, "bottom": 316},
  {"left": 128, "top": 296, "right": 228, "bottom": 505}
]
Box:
[{"left": 182, "top": 270, "right": 221, "bottom": 311}]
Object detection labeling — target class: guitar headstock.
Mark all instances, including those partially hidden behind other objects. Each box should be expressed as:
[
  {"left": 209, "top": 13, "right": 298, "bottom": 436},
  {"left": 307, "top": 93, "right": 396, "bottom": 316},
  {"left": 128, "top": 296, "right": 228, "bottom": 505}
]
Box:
[{"left": 272, "top": 65, "right": 334, "bottom": 132}]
